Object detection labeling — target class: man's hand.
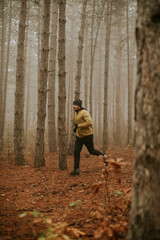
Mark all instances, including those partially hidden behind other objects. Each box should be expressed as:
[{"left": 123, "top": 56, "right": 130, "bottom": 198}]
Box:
[{"left": 73, "top": 124, "right": 78, "bottom": 132}]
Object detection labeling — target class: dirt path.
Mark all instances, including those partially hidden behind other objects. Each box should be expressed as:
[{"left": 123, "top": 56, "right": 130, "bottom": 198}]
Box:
[{"left": 0, "top": 148, "right": 134, "bottom": 240}]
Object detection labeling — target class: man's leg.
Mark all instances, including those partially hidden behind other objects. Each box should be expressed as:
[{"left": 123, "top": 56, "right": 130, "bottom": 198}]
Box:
[
  {"left": 84, "top": 134, "right": 104, "bottom": 156},
  {"left": 74, "top": 137, "right": 83, "bottom": 170}
]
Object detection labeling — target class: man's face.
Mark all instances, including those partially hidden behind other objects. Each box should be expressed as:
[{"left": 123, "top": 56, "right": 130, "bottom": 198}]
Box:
[{"left": 73, "top": 104, "right": 80, "bottom": 111}]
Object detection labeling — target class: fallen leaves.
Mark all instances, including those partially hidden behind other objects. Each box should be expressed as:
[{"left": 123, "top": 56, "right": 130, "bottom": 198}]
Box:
[
  {"left": 91, "top": 181, "right": 104, "bottom": 194},
  {"left": 94, "top": 221, "right": 128, "bottom": 240},
  {"left": 90, "top": 210, "right": 102, "bottom": 220},
  {"left": 94, "top": 226, "right": 114, "bottom": 240},
  {"left": 110, "top": 161, "right": 121, "bottom": 169},
  {"left": 66, "top": 227, "right": 85, "bottom": 238},
  {"left": 0, "top": 148, "right": 135, "bottom": 240}
]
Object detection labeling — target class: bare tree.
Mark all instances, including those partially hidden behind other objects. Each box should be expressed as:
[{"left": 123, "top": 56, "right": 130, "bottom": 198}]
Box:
[
  {"left": 103, "top": 0, "right": 112, "bottom": 153},
  {"left": 35, "top": 0, "right": 50, "bottom": 167},
  {"left": 89, "top": 0, "right": 105, "bottom": 117},
  {"left": 25, "top": 46, "right": 31, "bottom": 143},
  {"left": 115, "top": 5, "right": 122, "bottom": 145},
  {"left": 67, "top": 2, "right": 76, "bottom": 155},
  {"left": 48, "top": 0, "right": 58, "bottom": 152},
  {"left": 127, "top": 1, "right": 160, "bottom": 239},
  {"left": 84, "top": 24, "right": 89, "bottom": 109},
  {"left": 58, "top": 0, "right": 67, "bottom": 170},
  {"left": 14, "top": 0, "right": 27, "bottom": 165},
  {"left": 37, "top": 0, "right": 42, "bottom": 89},
  {"left": 75, "top": 0, "right": 88, "bottom": 99},
  {"left": 0, "top": 0, "right": 5, "bottom": 150},
  {"left": 67, "top": 4, "right": 76, "bottom": 155},
  {"left": 2, "top": 0, "right": 13, "bottom": 150},
  {"left": 24, "top": 0, "right": 30, "bottom": 144},
  {"left": 97, "top": 39, "right": 103, "bottom": 146},
  {"left": 126, "top": 0, "right": 132, "bottom": 145},
  {"left": 89, "top": 0, "right": 95, "bottom": 116}
]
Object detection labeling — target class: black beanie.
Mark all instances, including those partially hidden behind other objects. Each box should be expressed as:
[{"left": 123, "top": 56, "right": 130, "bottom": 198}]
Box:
[{"left": 73, "top": 99, "right": 82, "bottom": 107}]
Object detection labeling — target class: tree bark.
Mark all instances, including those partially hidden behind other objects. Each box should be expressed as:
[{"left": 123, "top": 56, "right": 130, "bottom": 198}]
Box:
[
  {"left": 127, "top": 1, "right": 160, "bottom": 239},
  {"left": 67, "top": 5, "right": 76, "bottom": 156},
  {"left": 14, "top": 0, "right": 27, "bottom": 165},
  {"left": 58, "top": 0, "right": 67, "bottom": 170},
  {"left": 35, "top": 0, "right": 50, "bottom": 167},
  {"left": 103, "top": 0, "right": 112, "bottom": 153},
  {"left": 25, "top": 46, "right": 31, "bottom": 143},
  {"left": 24, "top": 0, "right": 30, "bottom": 144},
  {"left": 0, "top": 0, "right": 5, "bottom": 150},
  {"left": 48, "top": 0, "right": 58, "bottom": 152},
  {"left": 37, "top": 0, "right": 43, "bottom": 91},
  {"left": 97, "top": 39, "right": 103, "bottom": 146},
  {"left": 126, "top": 0, "right": 132, "bottom": 145},
  {"left": 89, "top": 0, "right": 95, "bottom": 116},
  {"left": 84, "top": 25, "right": 89, "bottom": 109},
  {"left": 1, "top": 0, "right": 13, "bottom": 150},
  {"left": 115, "top": 11, "right": 122, "bottom": 145},
  {"left": 75, "top": 0, "right": 87, "bottom": 99},
  {"left": 89, "top": 0, "right": 105, "bottom": 117}
]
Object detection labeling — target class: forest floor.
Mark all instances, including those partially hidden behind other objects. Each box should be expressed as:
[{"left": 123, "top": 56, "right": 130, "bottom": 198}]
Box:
[{"left": 0, "top": 146, "right": 134, "bottom": 240}]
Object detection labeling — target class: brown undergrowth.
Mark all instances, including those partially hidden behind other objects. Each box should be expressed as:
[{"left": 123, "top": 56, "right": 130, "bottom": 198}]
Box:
[{"left": 0, "top": 147, "right": 134, "bottom": 240}]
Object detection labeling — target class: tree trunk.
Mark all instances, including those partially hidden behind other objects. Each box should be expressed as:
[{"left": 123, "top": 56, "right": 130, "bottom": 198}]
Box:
[
  {"left": 127, "top": 1, "right": 160, "bottom": 239},
  {"left": 14, "top": 0, "right": 27, "bottom": 165},
  {"left": 67, "top": 5, "right": 76, "bottom": 156},
  {"left": 130, "top": 4, "right": 136, "bottom": 140},
  {"left": 35, "top": 0, "right": 50, "bottom": 167},
  {"left": 24, "top": 0, "right": 30, "bottom": 144},
  {"left": 0, "top": 0, "right": 5, "bottom": 150},
  {"left": 89, "top": 0, "right": 105, "bottom": 117},
  {"left": 103, "top": 0, "right": 112, "bottom": 153},
  {"left": 89, "top": 0, "right": 95, "bottom": 116},
  {"left": 48, "top": 0, "right": 58, "bottom": 152},
  {"left": 84, "top": 25, "right": 89, "bottom": 109},
  {"left": 97, "top": 39, "right": 103, "bottom": 146},
  {"left": 75, "top": 0, "right": 87, "bottom": 99},
  {"left": 2, "top": 0, "right": 13, "bottom": 150},
  {"left": 25, "top": 46, "right": 31, "bottom": 143},
  {"left": 58, "top": 0, "right": 67, "bottom": 170},
  {"left": 126, "top": 0, "right": 132, "bottom": 145},
  {"left": 37, "top": 0, "right": 43, "bottom": 91},
  {"left": 115, "top": 16, "right": 122, "bottom": 145}
]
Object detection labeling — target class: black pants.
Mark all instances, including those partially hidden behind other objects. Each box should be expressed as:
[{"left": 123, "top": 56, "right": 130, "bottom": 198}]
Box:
[{"left": 74, "top": 134, "right": 103, "bottom": 170}]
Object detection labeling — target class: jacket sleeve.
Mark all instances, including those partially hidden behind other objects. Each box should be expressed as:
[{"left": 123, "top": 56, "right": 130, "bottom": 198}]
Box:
[{"left": 78, "top": 111, "right": 93, "bottom": 128}]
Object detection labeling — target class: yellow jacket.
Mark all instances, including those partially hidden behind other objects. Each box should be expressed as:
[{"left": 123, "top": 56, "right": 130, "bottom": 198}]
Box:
[{"left": 74, "top": 109, "right": 93, "bottom": 138}]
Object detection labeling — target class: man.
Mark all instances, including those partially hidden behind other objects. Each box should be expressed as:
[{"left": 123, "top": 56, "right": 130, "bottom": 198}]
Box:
[{"left": 70, "top": 99, "right": 107, "bottom": 175}]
